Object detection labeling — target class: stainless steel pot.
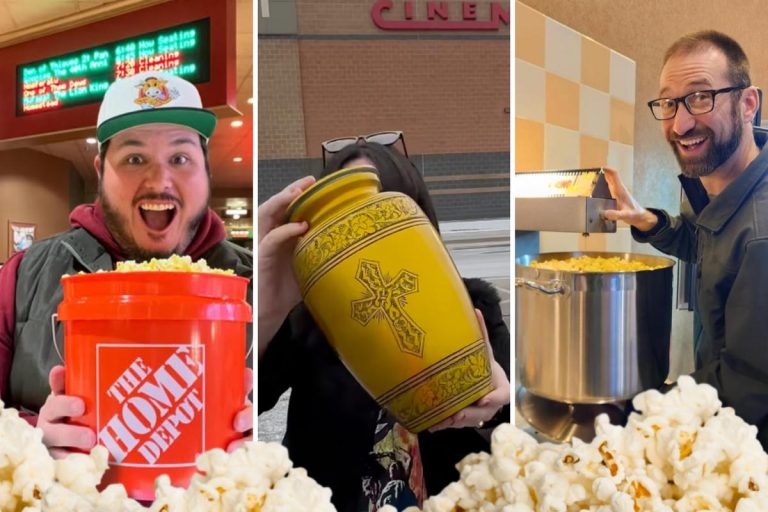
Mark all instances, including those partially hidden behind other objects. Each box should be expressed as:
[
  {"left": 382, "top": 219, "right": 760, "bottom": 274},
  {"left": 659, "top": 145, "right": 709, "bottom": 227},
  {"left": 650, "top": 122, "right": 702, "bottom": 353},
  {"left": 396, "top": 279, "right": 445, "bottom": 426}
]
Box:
[{"left": 515, "top": 251, "right": 675, "bottom": 404}]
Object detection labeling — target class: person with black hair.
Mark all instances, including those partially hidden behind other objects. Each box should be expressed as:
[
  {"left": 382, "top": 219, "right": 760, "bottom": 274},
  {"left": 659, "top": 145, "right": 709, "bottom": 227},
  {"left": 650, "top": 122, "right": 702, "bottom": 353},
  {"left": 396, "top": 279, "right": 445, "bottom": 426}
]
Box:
[{"left": 258, "top": 140, "right": 510, "bottom": 511}]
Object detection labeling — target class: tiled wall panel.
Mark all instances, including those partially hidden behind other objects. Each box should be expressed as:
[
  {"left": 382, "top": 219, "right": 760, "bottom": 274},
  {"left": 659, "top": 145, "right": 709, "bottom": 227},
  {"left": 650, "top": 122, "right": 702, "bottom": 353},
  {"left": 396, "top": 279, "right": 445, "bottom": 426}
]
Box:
[{"left": 515, "top": 1, "right": 637, "bottom": 252}]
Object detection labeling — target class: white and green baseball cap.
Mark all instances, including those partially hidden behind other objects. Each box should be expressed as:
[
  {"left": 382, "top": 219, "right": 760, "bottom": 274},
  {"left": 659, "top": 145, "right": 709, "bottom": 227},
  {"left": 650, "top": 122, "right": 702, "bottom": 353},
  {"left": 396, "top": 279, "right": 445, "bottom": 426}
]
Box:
[{"left": 96, "top": 70, "right": 217, "bottom": 143}]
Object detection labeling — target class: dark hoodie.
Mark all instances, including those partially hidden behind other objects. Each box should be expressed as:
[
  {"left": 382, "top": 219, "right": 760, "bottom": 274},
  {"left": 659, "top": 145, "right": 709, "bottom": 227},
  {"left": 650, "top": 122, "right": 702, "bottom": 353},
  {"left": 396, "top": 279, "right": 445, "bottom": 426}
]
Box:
[{"left": 0, "top": 202, "right": 227, "bottom": 404}]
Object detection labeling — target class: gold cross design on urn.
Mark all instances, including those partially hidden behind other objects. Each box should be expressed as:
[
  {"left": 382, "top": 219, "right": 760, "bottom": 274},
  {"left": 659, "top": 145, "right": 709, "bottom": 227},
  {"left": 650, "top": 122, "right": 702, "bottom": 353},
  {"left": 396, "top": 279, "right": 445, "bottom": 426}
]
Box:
[{"left": 351, "top": 259, "right": 425, "bottom": 357}]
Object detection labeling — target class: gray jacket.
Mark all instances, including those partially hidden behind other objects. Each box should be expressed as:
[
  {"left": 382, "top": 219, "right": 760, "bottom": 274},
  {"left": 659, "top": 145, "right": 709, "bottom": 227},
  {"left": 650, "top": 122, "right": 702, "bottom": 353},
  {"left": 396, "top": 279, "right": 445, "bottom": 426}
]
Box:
[
  {"left": 634, "top": 146, "right": 768, "bottom": 446},
  {"left": 11, "top": 228, "right": 252, "bottom": 412}
]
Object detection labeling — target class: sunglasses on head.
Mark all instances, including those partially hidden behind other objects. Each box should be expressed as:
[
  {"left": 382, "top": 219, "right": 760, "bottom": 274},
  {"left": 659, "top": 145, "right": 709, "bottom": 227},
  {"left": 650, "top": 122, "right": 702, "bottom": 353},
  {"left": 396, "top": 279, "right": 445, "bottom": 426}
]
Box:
[{"left": 321, "top": 131, "right": 408, "bottom": 167}]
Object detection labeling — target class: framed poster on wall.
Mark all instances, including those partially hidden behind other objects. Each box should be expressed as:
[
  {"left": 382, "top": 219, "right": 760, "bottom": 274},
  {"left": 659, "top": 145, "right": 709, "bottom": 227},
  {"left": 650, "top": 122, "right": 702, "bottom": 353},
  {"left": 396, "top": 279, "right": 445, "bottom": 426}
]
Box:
[{"left": 8, "top": 221, "right": 36, "bottom": 258}]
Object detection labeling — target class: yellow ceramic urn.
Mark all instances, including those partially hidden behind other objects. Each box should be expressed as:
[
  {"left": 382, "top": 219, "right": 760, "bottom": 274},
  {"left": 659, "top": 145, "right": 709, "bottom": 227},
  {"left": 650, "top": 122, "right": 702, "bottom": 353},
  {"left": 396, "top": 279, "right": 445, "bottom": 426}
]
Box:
[{"left": 286, "top": 166, "right": 493, "bottom": 432}]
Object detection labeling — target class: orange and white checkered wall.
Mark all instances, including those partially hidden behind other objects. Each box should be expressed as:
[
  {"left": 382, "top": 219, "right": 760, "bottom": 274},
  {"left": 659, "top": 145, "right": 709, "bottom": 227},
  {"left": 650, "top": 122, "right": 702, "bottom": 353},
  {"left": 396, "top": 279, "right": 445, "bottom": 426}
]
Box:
[{"left": 514, "top": 1, "right": 636, "bottom": 252}]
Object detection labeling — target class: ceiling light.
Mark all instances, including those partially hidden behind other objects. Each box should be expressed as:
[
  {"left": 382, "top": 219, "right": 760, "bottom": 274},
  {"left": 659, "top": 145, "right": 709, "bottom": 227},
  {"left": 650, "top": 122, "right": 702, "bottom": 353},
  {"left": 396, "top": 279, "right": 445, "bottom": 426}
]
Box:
[
  {"left": 233, "top": 156, "right": 243, "bottom": 163},
  {"left": 247, "top": 97, "right": 253, "bottom": 104},
  {"left": 225, "top": 208, "right": 248, "bottom": 217},
  {"left": 86, "top": 137, "right": 98, "bottom": 144},
  {"left": 230, "top": 120, "right": 244, "bottom": 128}
]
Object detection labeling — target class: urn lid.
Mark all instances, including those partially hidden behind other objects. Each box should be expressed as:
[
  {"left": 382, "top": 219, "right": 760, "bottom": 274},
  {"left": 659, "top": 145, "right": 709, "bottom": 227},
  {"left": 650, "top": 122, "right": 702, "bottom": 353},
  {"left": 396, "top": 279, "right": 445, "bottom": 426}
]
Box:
[{"left": 285, "top": 165, "right": 381, "bottom": 223}]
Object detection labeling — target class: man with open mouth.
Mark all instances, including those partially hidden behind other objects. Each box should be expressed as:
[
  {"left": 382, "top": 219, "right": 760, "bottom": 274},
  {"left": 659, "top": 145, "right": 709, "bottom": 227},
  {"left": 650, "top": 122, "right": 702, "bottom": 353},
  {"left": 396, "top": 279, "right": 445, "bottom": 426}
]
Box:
[
  {"left": 602, "top": 31, "right": 768, "bottom": 450},
  {"left": 0, "top": 71, "right": 254, "bottom": 458}
]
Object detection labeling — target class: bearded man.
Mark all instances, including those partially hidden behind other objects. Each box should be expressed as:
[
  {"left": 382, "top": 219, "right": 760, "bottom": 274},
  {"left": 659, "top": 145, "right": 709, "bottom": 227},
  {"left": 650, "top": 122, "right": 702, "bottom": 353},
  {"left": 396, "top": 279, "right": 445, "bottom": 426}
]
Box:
[
  {"left": 603, "top": 31, "right": 768, "bottom": 447},
  {"left": 0, "top": 71, "right": 252, "bottom": 457}
]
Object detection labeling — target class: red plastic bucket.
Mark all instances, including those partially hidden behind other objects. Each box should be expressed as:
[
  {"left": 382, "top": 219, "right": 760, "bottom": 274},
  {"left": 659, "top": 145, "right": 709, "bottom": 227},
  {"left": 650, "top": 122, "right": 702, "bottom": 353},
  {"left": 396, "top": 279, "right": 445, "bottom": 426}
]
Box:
[{"left": 57, "top": 271, "right": 251, "bottom": 501}]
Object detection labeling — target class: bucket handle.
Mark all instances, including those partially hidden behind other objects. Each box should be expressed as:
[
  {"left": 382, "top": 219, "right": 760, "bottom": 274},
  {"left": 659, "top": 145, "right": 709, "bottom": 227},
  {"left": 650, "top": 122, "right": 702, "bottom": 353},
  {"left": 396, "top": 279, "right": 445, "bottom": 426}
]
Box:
[
  {"left": 50, "top": 313, "right": 251, "bottom": 365},
  {"left": 515, "top": 277, "right": 569, "bottom": 295},
  {"left": 50, "top": 313, "right": 64, "bottom": 363}
]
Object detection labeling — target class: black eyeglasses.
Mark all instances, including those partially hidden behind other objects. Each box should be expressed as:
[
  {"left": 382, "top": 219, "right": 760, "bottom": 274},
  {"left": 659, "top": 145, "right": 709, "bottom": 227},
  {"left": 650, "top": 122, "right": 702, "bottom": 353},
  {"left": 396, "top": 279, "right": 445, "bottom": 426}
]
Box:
[
  {"left": 647, "top": 85, "right": 747, "bottom": 120},
  {"left": 321, "top": 131, "right": 408, "bottom": 166}
]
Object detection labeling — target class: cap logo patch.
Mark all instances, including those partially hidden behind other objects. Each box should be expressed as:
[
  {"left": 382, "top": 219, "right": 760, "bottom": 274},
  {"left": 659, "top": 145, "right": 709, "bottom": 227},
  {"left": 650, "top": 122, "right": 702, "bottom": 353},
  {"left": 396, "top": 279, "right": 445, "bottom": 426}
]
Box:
[{"left": 134, "top": 77, "right": 179, "bottom": 109}]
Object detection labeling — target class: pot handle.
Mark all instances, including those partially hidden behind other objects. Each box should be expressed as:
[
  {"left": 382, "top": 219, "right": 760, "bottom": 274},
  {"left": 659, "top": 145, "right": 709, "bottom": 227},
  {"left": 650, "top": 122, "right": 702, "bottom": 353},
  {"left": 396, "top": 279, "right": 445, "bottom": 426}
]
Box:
[{"left": 514, "top": 278, "right": 569, "bottom": 295}]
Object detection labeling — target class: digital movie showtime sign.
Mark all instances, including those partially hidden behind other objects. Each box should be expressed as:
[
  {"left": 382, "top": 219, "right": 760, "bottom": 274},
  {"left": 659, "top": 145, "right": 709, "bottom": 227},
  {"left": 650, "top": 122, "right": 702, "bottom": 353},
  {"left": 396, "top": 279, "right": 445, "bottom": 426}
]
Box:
[
  {"left": 17, "top": 18, "right": 210, "bottom": 116},
  {"left": 0, "top": 0, "right": 234, "bottom": 146}
]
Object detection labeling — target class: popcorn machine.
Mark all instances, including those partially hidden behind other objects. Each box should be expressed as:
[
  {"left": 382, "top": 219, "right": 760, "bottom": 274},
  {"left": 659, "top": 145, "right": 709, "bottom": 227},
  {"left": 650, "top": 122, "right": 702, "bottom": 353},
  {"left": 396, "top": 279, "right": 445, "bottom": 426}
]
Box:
[
  {"left": 514, "top": 168, "right": 674, "bottom": 443},
  {"left": 515, "top": 168, "right": 617, "bottom": 234}
]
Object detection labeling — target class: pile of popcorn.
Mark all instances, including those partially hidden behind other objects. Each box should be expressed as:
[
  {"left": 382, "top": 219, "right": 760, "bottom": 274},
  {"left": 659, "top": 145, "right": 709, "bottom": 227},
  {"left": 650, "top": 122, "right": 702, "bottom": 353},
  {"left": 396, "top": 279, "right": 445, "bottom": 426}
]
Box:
[
  {"left": 6, "top": 376, "right": 767, "bottom": 511},
  {"left": 0, "top": 402, "right": 333, "bottom": 511},
  {"left": 386, "top": 376, "right": 768, "bottom": 512},
  {"left": 113, "top": 255, "right": 235, "bottom": 275}
]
